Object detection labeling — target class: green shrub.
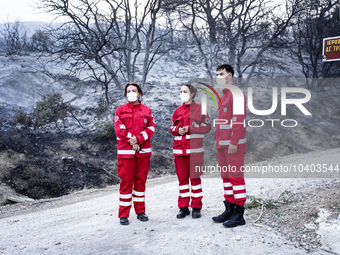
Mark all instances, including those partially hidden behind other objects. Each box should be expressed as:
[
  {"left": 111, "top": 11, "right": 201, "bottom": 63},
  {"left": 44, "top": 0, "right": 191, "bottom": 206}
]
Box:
[
  {"left": 245, "top": 197, "right": 280, "bottom": 210},
  {"left": 95, "top": 98, "right": 108, "bottom": 120},
  {"left": 34, "top": 93, "right": 68, "bottom": 131},
  {"left": 13, "top": 107, "right": 33, "bottom": 127},
  {"left": 93, "top": 119, "right": 115, "bottom": 142}
]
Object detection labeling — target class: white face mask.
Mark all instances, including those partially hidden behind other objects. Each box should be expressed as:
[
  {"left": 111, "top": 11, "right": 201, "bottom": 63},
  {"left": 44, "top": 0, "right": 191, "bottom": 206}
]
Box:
[
  {"left": 216, "top": 75, "right": 226, "bottom": 86},
  {"left": 127, "top": 92, "right": 138, "bottom": 102},
  {"left": 180, "top": 93, "right": 190, "bottom": 103}
]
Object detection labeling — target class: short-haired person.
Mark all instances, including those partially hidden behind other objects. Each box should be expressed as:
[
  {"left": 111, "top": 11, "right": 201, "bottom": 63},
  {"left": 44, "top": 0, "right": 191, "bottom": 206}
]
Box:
[
  {"left": 212, "top": 64, "right": 247, "bottom": 228},
  {"left": 114, "top": 82, "right": 156, "bottom": 225},
  {"left": 170, "top": 84, "right": 211, "bottom": 219}
]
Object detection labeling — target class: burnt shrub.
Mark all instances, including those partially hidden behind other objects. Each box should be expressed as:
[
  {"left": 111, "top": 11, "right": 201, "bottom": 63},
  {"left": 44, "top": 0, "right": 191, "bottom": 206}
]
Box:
[
  {"left": 0, "top": 130, "right": 32, "bottom": 152},
  {"left": 60, "top": 160, "right": 117, "bottom": 190},
  {"left": 5, "top": 161, "right": 66, "bottom": 199},
  {"left": 3, "top": 156, "right": 119, "bottom": 199},
  {"left": 1, "top": 132, "right": 119, "bottom": 199}
]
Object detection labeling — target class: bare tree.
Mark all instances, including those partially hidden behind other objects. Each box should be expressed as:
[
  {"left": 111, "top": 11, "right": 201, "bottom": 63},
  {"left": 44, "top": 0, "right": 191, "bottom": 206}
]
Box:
[
  {"left": 289, "top": 0, "right": 340, "bottom": 89},
  {"left": 140, "top": 0, "right": 172, "bottom": 87},
  {"left": 175, "top": 0, "right": 304, "bottom": 84},
  {"left": 39, "top": 0, "right": 170, "bottom": 106},
  {"left": 194, "top": 0, "right": 221, "bottom": 44},
  {"left": 234, "top": 0, "right": 303, "bottom": 85},
  {"left": 178, "top": 1, "right": 213, "bottom": 78},
  {"left": 0, "top": 21, "right": 30, "bottom": 55}
]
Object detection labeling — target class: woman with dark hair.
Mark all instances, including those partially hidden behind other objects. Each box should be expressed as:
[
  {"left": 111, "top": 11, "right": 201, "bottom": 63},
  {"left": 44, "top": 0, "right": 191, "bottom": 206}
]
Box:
[
  {"left": 114, "top": 82, "right": 156, "bottom": 225},
  {"left": 170, "top": 84, "right": 211, "bottom": 219}
]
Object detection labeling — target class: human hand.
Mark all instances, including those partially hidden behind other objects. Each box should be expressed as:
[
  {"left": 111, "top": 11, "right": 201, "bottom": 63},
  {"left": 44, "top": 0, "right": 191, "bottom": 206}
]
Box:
[
  {"left": 128, "top": 136, "right": 138, "bottom": 145},
  {"left": 228, "top": 144, "right": 237, "bottom": 154},
  {"left": 178, "top": 127, "right": 186, "bottom": 135},
  {"left": 132, "top": 144, "right": 140, "bottom": 151}
]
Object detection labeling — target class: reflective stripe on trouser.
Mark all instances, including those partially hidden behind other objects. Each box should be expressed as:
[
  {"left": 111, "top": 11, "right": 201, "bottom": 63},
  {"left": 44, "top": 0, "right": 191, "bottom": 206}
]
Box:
[
  {"left": 174, "top": 155, "right": 203, "bottom": 209},
  {"left": 117, "top": 157, "right": 150, "bottom": 218},
  {"left": 217, "top": 149, "right": 246, "bottom": 206}
]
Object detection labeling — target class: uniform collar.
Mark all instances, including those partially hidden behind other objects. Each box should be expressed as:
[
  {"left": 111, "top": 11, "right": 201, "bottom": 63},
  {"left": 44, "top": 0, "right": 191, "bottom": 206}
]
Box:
[
  {"left": 127, "top": 101, "right": 142, "bottom": 108},
  {"left": 222, "top": 84, "right": 235, "bottom": 94},
  {"left": 182, "top": 100, "right": 196, "bottom": 108}
]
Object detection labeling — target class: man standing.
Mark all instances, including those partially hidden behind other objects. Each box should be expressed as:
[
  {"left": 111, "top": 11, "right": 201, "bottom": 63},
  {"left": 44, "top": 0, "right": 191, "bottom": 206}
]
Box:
[{"left": 212, "top": 64, "right": 247, "bottom": 228}]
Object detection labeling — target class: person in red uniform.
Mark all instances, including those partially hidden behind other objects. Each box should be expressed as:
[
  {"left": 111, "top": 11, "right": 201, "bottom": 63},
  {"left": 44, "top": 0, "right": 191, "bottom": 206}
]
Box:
[
  {"left": 170, "top": 84, "right": 211, "bottom": 219},
  {"left": 212, "top": 64, "right": 247, "bottom": 228},
  {"left": 114, "top": 82, "right": 156, "bottom": 225}
]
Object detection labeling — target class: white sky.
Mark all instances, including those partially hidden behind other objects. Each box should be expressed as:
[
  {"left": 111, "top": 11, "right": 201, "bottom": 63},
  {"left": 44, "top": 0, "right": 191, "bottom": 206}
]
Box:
[
  {"left": 0, "top": 0, "right": 154, "bottom": 23},
  {"left": 0, "top": 0, "right": 57, "bottom": 23}
]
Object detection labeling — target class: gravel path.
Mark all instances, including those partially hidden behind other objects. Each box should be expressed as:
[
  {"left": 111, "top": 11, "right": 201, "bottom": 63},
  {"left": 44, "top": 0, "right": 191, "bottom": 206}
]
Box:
[{"left": 1, "top": 148, "right": 340, "bottom": 255}]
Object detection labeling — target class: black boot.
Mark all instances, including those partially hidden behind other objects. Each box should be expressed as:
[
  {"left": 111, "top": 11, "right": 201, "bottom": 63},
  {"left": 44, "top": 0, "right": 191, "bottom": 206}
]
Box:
[
  {"left": 212, "top": 200, "right": 234, "bottom": 223},
  {"left": 177, "top": 207, "right": 190, "bottom": 219},
  {"left": 223, "top": 204, "right": 246, "bottom": 228},
  {"left": 192, "top": 208, "right": 201, "bottom": 219},
  {"left": 137, "top": 212, "right": 149, "bottom": 222},
  {"left": 120, "top": 217, "right": 129, "bottom": 225}
]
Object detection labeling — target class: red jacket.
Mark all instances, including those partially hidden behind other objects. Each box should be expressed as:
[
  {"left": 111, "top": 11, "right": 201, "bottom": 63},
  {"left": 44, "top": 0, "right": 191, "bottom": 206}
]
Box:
[
  {"left": 215, "top": 86, "right": 246, "bottom": 151},
  {"left": 171, "top": 101, "right": 211, "bottom": 156},
  {"left": 114, "top": 102, "right": 156, "bottom": 158}
]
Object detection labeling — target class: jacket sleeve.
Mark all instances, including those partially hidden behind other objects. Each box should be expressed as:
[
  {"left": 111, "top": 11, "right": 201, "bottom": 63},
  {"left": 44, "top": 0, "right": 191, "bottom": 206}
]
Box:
[
  {"left": 190, "top": 113, "right": 212, "bottom": 134},
  {"left": 170, "top": 110, "right": 181, "bottom": 136},
  {"left": 230, "top": 94, "right": 247, "bottom": 145},
  {"left": 136, "top": 108, "right": 156, "bottom": 144},
  {"left": 114, "top": 106, "right": 133, "bottom": 143}
]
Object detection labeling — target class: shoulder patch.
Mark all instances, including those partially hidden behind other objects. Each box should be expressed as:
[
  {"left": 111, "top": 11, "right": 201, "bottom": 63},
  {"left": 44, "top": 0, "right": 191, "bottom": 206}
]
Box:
[{"left": 115, "top": 116, "right": 119, "bottom": 122}]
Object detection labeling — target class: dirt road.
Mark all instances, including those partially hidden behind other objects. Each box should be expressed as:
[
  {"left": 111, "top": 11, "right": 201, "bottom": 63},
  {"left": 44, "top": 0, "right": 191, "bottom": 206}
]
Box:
[{"left": 1, "top": 149, "right": 340, "bottom": 255}]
